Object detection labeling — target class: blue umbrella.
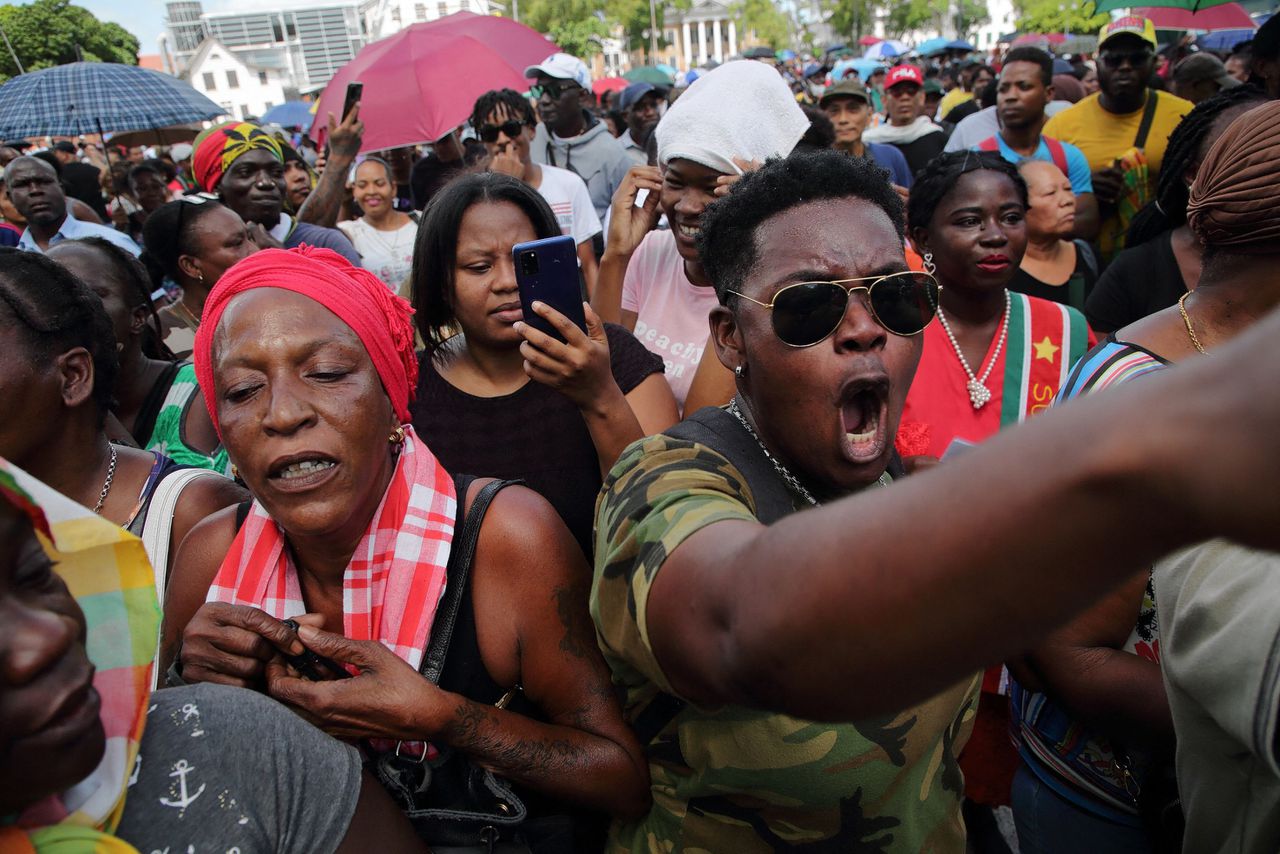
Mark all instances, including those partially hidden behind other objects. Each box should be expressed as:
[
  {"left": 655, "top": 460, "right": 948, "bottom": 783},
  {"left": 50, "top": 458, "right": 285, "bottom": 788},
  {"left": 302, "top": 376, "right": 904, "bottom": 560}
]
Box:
[
  {"left": 0, "top": 62, "right": 225, "bottom": 139},
  {"left": 917, "top": 36, "right": 951, "bottom": 56},
  {"left": 946, "top": 39, "right": 975, "bottom": 51},
  {"left": 864, "top": 40, "right": 908, "bottom": 60},
  {"left": 1197, "top": 27, "right": 1255, "bottom": 50},
  {"left": 777, "top": 48, "right": 797, "bottom": 61},
  {"left": 832, "top": 58, "right": 885, "bottom": 80},
  {"left": 261, "top": 101, "right": 316, "bottom": 129}
]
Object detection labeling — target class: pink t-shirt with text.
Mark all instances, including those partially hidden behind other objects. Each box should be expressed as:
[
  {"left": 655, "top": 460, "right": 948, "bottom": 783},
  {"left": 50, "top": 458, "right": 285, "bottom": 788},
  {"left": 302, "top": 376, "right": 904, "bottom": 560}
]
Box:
[{"left": 621, "top": 229, "right": 720, "bottom": 410}]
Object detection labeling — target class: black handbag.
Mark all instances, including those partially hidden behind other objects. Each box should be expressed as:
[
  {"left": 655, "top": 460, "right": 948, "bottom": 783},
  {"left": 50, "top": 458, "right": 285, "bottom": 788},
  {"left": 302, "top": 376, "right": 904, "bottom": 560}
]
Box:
[{"left": 369, "top": 477, "right": 534, "bottom": 854}]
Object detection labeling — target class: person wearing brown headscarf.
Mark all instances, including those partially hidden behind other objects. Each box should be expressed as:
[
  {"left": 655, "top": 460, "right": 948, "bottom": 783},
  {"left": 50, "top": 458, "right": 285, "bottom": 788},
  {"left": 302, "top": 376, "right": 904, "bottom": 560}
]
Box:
[{"left": 1051, "top": 73, "right": 1085, "bottom": 104}]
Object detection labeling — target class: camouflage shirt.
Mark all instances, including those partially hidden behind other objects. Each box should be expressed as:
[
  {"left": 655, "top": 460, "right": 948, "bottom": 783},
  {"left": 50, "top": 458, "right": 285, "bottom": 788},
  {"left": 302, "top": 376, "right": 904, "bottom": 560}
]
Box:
[{"left": 591, "top": 434, "right": 980, "bottom": 853}]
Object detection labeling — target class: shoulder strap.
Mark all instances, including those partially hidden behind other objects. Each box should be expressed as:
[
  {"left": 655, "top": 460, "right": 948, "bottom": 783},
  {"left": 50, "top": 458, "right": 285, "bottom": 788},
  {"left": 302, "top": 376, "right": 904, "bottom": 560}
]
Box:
[
  {"left": 140, "top": 467, "right": 225, "bottom": 689},
  {"left": 665, "top": 407, "right": 797, "bottom": 524},
  {"left": 977, "top": 135, "right": 1000, "bottom": 152},
  {"left": 233, "top": 499, "right": 253, "bottom": 532},
  {"left": 419, "top": 477, "right": 518, "bottom": 684},
  {"left": 1073, "top": 239, "right": 1099, "bottom": 279},
  {"left": 1133, "top": 91, "right": 1160, "bottom": 151},
  {"left": 1044, "top": 136, "right": 1068, "bottom": 175}
]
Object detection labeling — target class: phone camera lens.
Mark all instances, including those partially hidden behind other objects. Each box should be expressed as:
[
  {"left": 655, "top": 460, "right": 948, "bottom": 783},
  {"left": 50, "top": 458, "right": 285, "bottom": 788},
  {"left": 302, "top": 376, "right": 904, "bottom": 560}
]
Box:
[{"left": 520, "top": 251, "right": 539, "bottom": 276}]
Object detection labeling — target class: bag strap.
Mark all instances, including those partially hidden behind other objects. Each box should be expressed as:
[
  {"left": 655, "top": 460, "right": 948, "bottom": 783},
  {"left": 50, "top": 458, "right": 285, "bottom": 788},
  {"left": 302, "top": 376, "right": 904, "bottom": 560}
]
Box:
[
  {"left": 132, "top": 361, "right": 184, "bottom": 447},
  {"left": 1073, "top": 239, "right": 1099, "bottom": 279},
  {"left": 1044, "top": 136, "right": 1069, "bottom": 175},
  {"left": 1133, "top": 91, "right": 1160, "bottom": 151},
  {"left": 420, "top": 477, "right": 518, "bottom": 685},
  {"left": 140, "top": 467, "right": 224, "bottom": 689}
]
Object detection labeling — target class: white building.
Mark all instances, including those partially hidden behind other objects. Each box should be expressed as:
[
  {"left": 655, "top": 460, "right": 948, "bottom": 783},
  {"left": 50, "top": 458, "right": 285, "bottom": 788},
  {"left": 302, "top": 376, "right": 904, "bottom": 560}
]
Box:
[
  {"left": 182, "top": 38, "right": 291, "bottom": 121},
  {"left": 974, "top": 0, "right": 1015, "bottom": 54},
  {"left": 663, "top": 0, "right": 739, "bottom": 69},
  {"left": 359, "top": 0, "right": 491, "bottom": 41}
]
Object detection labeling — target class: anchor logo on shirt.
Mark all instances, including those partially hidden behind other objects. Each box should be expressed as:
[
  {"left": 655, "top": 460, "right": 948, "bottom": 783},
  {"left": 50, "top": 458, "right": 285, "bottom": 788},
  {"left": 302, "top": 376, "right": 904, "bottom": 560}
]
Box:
[{"left": 159, "top": 759, "right": 206, "bottom": 810}]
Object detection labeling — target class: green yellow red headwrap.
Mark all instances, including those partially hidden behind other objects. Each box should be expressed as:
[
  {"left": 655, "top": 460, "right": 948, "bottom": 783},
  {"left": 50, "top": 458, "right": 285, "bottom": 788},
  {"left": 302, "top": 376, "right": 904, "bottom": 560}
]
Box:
[{"left": 193, "top": 120, "right": 284, "bottom": 192}]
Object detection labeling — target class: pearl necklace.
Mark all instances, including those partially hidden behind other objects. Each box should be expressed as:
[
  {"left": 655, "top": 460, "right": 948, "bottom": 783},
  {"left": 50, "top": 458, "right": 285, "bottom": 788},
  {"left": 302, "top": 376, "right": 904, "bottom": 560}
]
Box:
[
  {"left": 726, "top": 397, "right": 891, "bottom": 507},
  {"left": 935, "top": 289, "right": 1011, "bottom": 410}
]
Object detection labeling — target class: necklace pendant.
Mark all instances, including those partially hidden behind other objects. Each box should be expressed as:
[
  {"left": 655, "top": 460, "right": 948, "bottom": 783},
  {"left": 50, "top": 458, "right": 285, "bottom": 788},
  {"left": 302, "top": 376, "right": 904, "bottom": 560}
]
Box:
[{"left": 967, "top": 379, "right": 991, "bottom": 409}]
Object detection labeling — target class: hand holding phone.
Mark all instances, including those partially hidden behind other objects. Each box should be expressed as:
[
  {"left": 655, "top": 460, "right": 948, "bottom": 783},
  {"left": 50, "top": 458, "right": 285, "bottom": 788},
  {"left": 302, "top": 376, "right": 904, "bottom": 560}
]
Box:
[
  {"left": 513, "top": 235, "right": 588, "bottom": 342},
  {"left": 281, "top": 618, "right": 352, "bottom": 681}
]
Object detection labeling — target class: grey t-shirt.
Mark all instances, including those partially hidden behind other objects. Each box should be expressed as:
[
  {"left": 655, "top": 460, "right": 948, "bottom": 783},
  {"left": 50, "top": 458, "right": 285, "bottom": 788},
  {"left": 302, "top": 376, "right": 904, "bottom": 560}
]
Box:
[{"left": 1155, "top": 540, "right": 1280, "bottom": 854}]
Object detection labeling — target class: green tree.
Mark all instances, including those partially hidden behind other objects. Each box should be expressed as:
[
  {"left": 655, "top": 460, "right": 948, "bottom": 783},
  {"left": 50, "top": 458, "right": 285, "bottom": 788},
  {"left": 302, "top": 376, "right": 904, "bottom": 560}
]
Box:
[
  {"left": 0, "top": 0, "right": 138, "bottom": 81},
  {"left": 884, "top": 0, "right": 936, "bottom": 38},
  {"left": 733, "top": 0, "right": 790, "bottom": 48},
  {"left": 953, "top": 0, "right": 989, "bottom": 37},
  {"left": 520, "top": 0, "right": 609, "bottom": 57},
  {"left": 826, "top": 0, "right": 882, "bottom": 42},
  {"left": 1012, "top": 0, "right": 1108, "bottom": 34}
]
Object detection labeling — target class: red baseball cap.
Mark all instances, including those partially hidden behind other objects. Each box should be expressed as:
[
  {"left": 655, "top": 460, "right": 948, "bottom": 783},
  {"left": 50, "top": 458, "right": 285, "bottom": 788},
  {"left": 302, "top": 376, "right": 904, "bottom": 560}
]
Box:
[{"left": 884, "top": 65, "right": 924, "bottom": 89}]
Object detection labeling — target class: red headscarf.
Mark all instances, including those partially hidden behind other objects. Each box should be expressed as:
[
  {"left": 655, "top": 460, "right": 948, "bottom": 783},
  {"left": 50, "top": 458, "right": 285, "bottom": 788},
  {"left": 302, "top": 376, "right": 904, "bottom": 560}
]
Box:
[
  {"left": 192, "top": 120, "right": 285, "bottom": 192},
  {"left": 192, "top": 246, "right": 418, "bottom": 431}
]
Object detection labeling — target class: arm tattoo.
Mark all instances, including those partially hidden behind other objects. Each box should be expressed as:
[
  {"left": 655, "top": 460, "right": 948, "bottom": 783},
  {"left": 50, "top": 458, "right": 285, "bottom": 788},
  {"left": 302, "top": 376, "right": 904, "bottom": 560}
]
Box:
[
  {"left": 553, "top": 584, "right": 594, "bottom": 660},
  {"left": 296, "top": 156, "right": 353, "bottom": 228},
  {"left": 446, "top": 698, "right": 586, "bottom": 776}
]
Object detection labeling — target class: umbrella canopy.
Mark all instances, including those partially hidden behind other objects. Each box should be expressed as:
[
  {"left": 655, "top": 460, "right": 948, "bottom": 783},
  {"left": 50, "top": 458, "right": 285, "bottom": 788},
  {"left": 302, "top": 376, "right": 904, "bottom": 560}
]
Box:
[
  {"left": 1095, "top": 0, "right": 1238, "bottom": 12},
  {"left": 106, "top": 124, "right": 202, "bottom": 148},
  {"left": 744, "top": 46, "right": 776, "bottom": 59},
  {"left": 624, "top": 65, "right": 676, "bottom": 84},
  {"left": 311, "top": 11, "right": 556, "bottom": 152},
  {"left": 832, "top": 58, "right": 885, "bottom": 81},
  {"left": 1135, "top": 3, "right": 1256, "bottom": 29},
  {"left": 864, "top": 40, "right": 908, "bottom": 60},
  {"left": 0, "top": 62, "right": 225, "bottom": 140},
  {"left": 947, "top": 39, "right": 976, "bottom": 51},
  {"left": 260, "top": 100, "right": 316, "bottom": 129},
  {"left": 1198, "top": 27, "right": 1256, "bottom": 50},
  {"left": 858, "top": 35, "right": 882, "bottom": 46},
  {"left": 1011, "top": 32, "right": 1067, "bottom": 47},
  {"left": 592, "top": 76, "right": 629, "bottom": 97},
  {"left": 916, "top": 36, "right": 952, "bottom": 55},
  {"left": 777, "top": 49, "right": 797, "bottom": 61}
]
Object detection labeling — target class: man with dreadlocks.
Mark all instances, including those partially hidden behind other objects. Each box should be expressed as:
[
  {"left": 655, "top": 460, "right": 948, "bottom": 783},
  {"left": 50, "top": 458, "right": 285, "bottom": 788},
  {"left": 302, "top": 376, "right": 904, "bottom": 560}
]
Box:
[
  {"left": 471, "top": 88, "right": 601, "bottom": 295},
  {"left": 1084, "top": 86, "right": 1270, "bottom": 333}
]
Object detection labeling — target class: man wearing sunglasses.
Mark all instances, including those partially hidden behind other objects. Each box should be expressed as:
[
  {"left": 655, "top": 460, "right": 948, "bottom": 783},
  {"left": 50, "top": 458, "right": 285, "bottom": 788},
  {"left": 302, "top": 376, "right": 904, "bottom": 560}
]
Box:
[
  {"left": 471, "top": 88, "right": 601, "bottom": 295},
  {"left": 1043, "top": 16, "right": 1192, "bottom": 259},
  {"left": 524, "top": 52, "right": 631, "bottom": 227}
]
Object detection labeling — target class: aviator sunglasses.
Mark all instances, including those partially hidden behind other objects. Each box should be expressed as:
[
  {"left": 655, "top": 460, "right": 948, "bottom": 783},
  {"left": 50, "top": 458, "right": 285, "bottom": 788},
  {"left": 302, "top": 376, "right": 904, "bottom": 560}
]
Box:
[
  {"left": 728, "top": 271, "right": 941, "bottom": 347},
  {"left": 478, "top": 120, "right": 527, "bottom": 143}
]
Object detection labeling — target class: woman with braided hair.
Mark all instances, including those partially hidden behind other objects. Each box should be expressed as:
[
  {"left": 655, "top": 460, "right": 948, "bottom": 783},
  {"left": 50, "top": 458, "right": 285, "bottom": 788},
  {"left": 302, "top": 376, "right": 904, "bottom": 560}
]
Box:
[{"left": 1084, "top": 86, "right": 1268, "bottom": 332}]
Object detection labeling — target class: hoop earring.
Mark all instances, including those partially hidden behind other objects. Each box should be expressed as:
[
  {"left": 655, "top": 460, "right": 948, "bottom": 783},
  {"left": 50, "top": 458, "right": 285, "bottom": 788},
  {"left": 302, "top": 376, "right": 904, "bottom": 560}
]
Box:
[
  {"left": 923, "top": 252, "right": 936, "bottom": 276},
  {"left": 388, "top": 425, "right": 406, "bottom": 445}
]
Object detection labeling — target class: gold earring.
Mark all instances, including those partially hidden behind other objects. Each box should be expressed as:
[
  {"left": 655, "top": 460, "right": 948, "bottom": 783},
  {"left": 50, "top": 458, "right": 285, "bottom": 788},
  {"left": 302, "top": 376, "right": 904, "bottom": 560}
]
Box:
[
  {"left": 388, "top": 425, "right": 406, "bottom": 445},
  {"left": 230, "top": 463, "right": 239, "bottom": 479}
]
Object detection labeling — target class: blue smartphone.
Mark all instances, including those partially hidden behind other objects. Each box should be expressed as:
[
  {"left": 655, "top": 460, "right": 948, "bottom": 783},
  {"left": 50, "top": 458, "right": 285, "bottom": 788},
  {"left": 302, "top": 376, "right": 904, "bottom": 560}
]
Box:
[{"left": 513, "top": 235, "right": 587, "bottom": 343}]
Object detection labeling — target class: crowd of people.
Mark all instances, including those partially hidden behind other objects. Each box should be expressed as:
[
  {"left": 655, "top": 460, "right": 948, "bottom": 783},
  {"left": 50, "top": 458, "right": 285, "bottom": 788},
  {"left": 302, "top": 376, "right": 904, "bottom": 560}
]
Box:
[{"left": 4, "top": 11, "right": 1280, "bottom": 854}]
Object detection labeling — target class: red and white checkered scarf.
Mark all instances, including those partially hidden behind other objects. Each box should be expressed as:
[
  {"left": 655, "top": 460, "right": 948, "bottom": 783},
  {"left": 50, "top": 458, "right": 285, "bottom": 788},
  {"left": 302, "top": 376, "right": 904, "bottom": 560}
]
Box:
[{"left": 206, "top": 427, "right": 456, "bottom": 670}]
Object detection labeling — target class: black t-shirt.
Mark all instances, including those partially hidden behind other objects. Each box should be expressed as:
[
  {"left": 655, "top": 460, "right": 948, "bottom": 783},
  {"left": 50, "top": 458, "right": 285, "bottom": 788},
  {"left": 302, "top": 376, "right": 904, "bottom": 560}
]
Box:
[
  {"left": 1008, "top": 240, "right": 1098, "bottom": 314},
  {"left": 892, "top": 133, "right": 949, "bottom": 177},
  {"left": 1084, "top": 231, "right": 1186, "bottom": 333},
  {"left": 410, "top": 323, "right": 664, "bottom": 558}
]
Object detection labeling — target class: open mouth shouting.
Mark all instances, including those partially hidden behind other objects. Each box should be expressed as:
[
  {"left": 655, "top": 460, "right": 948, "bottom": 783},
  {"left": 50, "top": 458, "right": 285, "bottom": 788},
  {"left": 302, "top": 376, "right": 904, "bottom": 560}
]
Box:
[{"left": 839, "top": 375, "right": 890, "bottom": 465}]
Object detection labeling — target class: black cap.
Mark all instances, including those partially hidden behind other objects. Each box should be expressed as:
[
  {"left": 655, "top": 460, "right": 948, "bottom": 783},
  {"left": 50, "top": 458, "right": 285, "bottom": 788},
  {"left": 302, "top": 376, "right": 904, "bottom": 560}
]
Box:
[{"left": 52, "top": 140, "right": 78, "bottom": 154}]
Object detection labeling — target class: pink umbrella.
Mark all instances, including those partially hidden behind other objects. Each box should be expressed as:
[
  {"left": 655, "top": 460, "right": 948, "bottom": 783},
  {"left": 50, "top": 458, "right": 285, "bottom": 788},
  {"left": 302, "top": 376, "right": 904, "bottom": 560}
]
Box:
[
  {"left": 311, "top": 11, "right": 557, "bottom": 152},
  {"left": 858, "top": 35, "right": 882, "bottom": 46},
  {"left": 593, "top": 76, "right": 629, "bottom": 98},
  {"left": 1012, "top": 32, "right": 1066, "bottom": 47},
  {"left": 1135, "top": 4, "right": 1256, "bottom": 30}
]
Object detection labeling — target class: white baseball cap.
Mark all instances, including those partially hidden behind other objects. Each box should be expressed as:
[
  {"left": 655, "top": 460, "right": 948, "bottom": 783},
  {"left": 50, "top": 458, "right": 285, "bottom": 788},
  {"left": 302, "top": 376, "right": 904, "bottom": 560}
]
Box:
[
  {"left": 169, "top": 142, "right": 194, "bottom": 161},
  {"left": 524, "top": 52, "right": 591, "bottom": 90}
]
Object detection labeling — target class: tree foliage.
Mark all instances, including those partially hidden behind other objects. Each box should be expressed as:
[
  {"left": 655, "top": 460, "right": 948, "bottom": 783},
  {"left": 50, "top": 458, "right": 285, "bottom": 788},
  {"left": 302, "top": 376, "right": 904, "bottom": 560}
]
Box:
[
  {"left": 520, "top": 0, "right": 610, "bottom": 57},
  {"left": 733, "top": 0, "right": 791, "bottom": 48},
  {"left": 1012, "top": 0, "right": 1108, "bottom": 35},
  {"left": 0, "top": 0, "right": 138, "bottom": 82},
  {"left": 826, "top": 0, "right": 879, "bottom": 41}
]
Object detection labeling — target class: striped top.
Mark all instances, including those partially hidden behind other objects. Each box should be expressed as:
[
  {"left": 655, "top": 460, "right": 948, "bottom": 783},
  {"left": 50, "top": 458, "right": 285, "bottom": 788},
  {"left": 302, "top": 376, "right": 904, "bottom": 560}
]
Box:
[
  {"left": 1010, "top": 335, "right": 1170, "bottom": 823},
  {"left": 1060, "top": 335, "right": 1169, "bottom": 399}
]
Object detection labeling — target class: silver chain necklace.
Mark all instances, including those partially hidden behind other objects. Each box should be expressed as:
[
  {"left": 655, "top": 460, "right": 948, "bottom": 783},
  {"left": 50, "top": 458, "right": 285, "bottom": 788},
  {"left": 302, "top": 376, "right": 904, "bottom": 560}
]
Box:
[
  {"left": 935, "top": 288, "right": 1011, "bottom": 410},
  {"left": 93, "top": 445, "right": 118, "bottom": 515},
  {"left": 727, "top": 397, "right": 890, "bottom": 507}
]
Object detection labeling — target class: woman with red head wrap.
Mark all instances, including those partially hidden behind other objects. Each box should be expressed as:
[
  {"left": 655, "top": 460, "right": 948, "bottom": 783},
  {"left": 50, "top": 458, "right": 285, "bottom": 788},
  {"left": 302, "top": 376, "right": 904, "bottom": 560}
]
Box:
[{"left": 164, "top": 246, "right": 649, "bottom": 843}]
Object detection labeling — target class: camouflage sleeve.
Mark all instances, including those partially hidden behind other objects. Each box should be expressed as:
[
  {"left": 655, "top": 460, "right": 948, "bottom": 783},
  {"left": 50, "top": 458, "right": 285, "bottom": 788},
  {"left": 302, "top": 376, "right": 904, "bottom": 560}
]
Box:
[{"left": 591, "top": 434, "right": 758, "bottom": 698}]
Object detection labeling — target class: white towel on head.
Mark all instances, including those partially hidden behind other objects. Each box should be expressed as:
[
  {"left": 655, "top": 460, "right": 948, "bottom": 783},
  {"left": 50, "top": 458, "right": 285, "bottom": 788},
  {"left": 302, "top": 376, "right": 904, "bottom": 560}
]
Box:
[{"left": 656, "top": 60, "right": 809, "bottom": 176}]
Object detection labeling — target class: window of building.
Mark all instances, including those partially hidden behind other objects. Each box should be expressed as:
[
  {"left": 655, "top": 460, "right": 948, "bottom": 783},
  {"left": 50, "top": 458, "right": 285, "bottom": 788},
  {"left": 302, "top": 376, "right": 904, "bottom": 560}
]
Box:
[
  {"left": 258, "top": 70, "right": 268, "bottom": 84},
  {"left": 392, "top": 7, "right": 401, "bottom": 23},
  {"left": 414, "top": 2, "right": 426, "bottom": 19},
  {"left": 226, "top": 69, "right": 239, "bottom": 88},
  {"left": 264, "top": 101, "right": 274, "bottom": 111},
  {"left": 240, "top": 104, "right": 250, "bottom": 117},
  {"left": 437, "top": 1, "right": 448, "bottom": 17},
  {"left": 459, "top": 0, "right": 469, "bottom": 9},
  {"left": 203, "top": 71, "right": 217, "bottom": 90}
]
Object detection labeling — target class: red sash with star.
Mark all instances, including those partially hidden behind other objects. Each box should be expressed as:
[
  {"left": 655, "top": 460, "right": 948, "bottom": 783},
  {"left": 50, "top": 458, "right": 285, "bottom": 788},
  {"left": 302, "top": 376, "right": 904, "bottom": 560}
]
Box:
[{"left": 998, "top": 292, "right": 1093, "bottom": 431}]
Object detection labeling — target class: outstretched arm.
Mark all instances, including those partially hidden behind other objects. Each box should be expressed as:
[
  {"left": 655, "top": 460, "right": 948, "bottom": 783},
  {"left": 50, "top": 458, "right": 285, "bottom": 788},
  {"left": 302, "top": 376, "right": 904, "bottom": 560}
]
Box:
[
  {"left": 638, "top": 308, "right": 1280, "bottom": 721},
  {"left": 297, "top": 105, "right": 363, "bottom": 228}
]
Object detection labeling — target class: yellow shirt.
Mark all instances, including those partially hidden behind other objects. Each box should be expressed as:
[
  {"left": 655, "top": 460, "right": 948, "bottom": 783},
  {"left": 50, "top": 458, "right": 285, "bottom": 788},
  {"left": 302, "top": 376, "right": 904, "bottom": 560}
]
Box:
[
  {"left": 1042, "top": 90, "right": 1192, "bottom": 179},
  {"left": 937, "top": 88, "right": 972, "bottom": 120},
  {"left": 1043, "top": 90, "right": 1193, "bottom": 258}
]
